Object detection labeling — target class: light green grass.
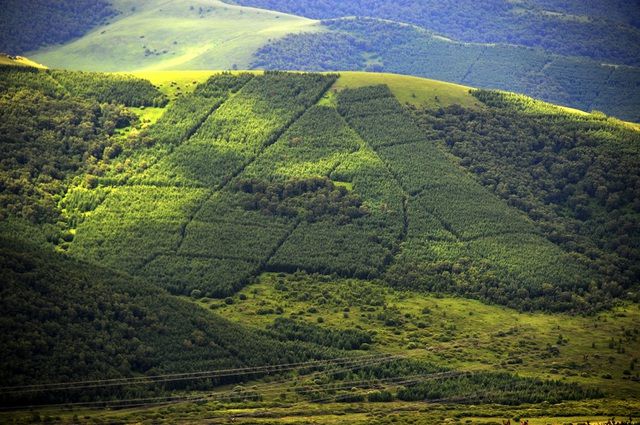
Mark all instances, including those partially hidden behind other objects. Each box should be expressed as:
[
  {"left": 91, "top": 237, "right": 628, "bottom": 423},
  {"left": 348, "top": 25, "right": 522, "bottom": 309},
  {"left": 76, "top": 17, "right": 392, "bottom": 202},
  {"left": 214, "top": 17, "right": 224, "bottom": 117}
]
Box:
[
  {"left": 0, "top": 53, "right": 47, "bottom": 68},
  {"left": 5, "top": 400, "right": 638, "bottom": 425},
  {"left": 30, "top": 0, "right": 321, "bottom": 72},
  {"left": 127, "top": 69, "right": 263, "bottom": 96},
  {"left": 332, "top": 71, "right": 484, "bottom": 109},
  {"left": 208, "top": 273, "right": 640, "bottom": 399},
  {"left": 128, "top": 106, "right": 165, "bottom": 125}
]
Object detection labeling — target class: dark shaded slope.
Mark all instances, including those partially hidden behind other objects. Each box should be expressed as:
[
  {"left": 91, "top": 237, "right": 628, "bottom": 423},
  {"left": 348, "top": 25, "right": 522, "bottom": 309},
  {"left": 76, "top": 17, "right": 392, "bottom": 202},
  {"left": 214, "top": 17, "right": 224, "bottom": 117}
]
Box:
[
  {"left": 0, "top": 228, "right": 332, "bottom": 406},
  {"left": 252, "top": 18, "right": 640, "bottom": 122},
  {"left": 230, "top": 0, "right": 640, "bottom": 66},
  {"left": 0, "top": 0, "right": 117, "bottom": 54}
]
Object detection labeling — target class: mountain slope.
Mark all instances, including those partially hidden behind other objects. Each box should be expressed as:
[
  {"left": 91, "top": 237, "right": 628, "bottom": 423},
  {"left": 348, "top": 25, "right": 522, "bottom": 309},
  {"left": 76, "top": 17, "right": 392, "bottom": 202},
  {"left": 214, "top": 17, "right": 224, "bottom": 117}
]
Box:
[
  {"left": 226, "top": 0, "right": 640, "bottom": 66},
  {"left": 48, "top": 70, "right": 636, "bottom": 313},
  {"left": 1, "top": 67, "right": 639, "bottom": 421},
  {"left": 29, "top": 0, "right": 321, "bottom": 72},
  {"left": 0, "top": 0, "right": 117, "bottom": 54},
  {"left": 0, "top": 228, "right": 336, "bottom": 405},
  {"left": 253, "top": 17, "right": 640, "bottom": 122}
]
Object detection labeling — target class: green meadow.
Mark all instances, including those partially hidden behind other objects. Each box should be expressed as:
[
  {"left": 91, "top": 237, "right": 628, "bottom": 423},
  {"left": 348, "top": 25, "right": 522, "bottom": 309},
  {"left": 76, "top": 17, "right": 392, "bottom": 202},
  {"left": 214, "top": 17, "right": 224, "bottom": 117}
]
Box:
[{"left": 31, "top": 0, "right": 321, "bottom": 72}]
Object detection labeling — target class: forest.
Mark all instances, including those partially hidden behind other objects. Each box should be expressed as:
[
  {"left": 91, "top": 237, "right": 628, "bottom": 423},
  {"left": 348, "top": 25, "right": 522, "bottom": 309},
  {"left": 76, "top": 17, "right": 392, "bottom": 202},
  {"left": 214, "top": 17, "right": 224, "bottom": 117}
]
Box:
[
  {"left": 0, "top": 0, "right": 116, "bottom": 54},
  {"left": 253, "top": 18, "right": 640, "bottom": 122},
  {"left": 0, "top": 65, "right": 165, "bottom": 225},
  {"left": 232, "top": 0, "right": 640, "bottom": 66},
  {"left": 410, "top": 90, "right": 640, "bottom": 301}
]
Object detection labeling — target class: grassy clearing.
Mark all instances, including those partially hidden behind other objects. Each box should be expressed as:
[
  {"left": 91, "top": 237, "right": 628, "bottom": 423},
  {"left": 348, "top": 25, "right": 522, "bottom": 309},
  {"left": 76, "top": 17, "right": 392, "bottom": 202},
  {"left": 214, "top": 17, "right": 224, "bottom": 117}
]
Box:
[
  {"left": 4, "top": 399, "right": 639, "bottom": 424},
  {"left": 30, "top": 0, "right": 321, "bottom": 72},
  {"left": 332, "top": 71, "right": 483, "bottom": 109},
  {"left": 127, "top": 70, "right": 264, "bottom": 96},
  {"left": 210, "top": 273, "right": 640, "bottom": 398},
  {"left": 128, "top": 106, "right": 165, "bottom": 126}
]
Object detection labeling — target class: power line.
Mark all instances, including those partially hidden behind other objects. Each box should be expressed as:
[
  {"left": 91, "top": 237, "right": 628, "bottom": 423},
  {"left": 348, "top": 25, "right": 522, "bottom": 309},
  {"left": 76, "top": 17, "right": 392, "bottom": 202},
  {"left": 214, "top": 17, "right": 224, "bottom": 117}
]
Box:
[
  {"left": 0, "top": 354, "right": 407, "bottom": 411},
  {"left": 35, "top": 370, "right": 471, "bottom": 425},
  {"left": 45, "top": 370, "right": 467, "bottom": 424},
  {"left": 0, "top": 354, "right": 397, "bottom": 395}
]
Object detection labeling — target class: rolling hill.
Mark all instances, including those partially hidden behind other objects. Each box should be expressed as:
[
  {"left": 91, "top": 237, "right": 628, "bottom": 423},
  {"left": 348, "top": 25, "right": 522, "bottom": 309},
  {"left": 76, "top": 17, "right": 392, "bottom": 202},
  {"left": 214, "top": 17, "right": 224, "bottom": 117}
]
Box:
[
  {"left": 1, "top": 65, "right": 639, "bottom": 423},
  {"left": 29, "top": 0, "right": 321, "bottom": 72},
  {"left": 2, "top": 0, "right": 637, "bottom": 122},
  {"left": 252, "top": 17, "right": 640, "bottom": 123},
  {"left": 227, "top": 0, "right": 640, "bottom": 66}
]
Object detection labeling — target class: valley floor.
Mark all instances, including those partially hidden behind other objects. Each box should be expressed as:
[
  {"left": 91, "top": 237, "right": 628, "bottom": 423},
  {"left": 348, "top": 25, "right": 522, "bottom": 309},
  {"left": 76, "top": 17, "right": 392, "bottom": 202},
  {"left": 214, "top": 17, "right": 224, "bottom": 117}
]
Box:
[{"left": 3, "top": 273, "right": 638, "bottom": 424}]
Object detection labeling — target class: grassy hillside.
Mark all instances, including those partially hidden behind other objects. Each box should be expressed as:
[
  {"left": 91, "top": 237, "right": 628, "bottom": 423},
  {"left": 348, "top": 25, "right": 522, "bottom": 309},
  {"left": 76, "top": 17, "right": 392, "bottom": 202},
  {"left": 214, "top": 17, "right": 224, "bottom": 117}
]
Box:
[
  {"left": 1, "top": 68, "right": 639, "bottom": 422},
  {"left": 330, "top": 72, "right": 483, "bottom": 110},
  {"left": 30, "top": 0, "right": 321, "bottom": 72},
  {"left": 0, "top": 54, "right": 47, "bottom": 69},
  {"left": 17, "top": 1, "right": 639, "bottom": 122},
  {"left": 214, "top": 273, "right": 640, "bottom": 397}
]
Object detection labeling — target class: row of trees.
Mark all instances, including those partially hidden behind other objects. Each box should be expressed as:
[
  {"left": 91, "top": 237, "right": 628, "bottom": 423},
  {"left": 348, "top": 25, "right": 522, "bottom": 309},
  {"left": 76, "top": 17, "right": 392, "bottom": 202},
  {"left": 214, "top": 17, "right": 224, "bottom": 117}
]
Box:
[{"left": 337, "top": 85, "right": 609, "bottom": 313}]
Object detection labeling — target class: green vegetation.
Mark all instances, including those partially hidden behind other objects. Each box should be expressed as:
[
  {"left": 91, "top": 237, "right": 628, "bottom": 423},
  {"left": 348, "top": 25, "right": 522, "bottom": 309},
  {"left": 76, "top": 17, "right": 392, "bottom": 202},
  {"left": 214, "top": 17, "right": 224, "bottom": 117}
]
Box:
[
  {"left": 69, "top": 72, "right": 338, "bottom": 298},
  {"left": 231, "top": 0, "right": 640, "bottom": 66},
  {"left": 49, "top": 70, "right": 168, "bottom": 106},
  {"left": 0, "top": 54, "right": 47, "bottom": 69},
  {"left": 233, "top": 177, "right": 367, "bottom": 223},
  {"left": 0, "top": 65, "right": 169, "bottom": 229},
  {"left": 215, "top": 273, "right": 640, "bottom": 395},
  {"left": 329, "top": 72, "right": 483, "bottom": 110},
  {"left": 30, "top": 0, "right": 321, "bottom": 72},
  {"left": 253, "top": 18, "right": 640, "bottom": 122},
  {"left": 0, "top": 233, "right": 360, "bottom": 408},
  {"left": 16, "top": 0, "right": 640, "bottom": 121},
  {"left": 1, "top": 67, "right": 639, "bottom": 422},
  {"left": 0, "top": 68, "right": 139, "bottom": 224},
  {"left": 409, "top": 89, "right": 640, "bottom": 306},
  {"left": 0, "top": 0, "right": 116, "bottom": 54},
  {"left": 0, "top": 65, "right": 65, "bottom": 97},
  {"left": 136, "top": 73, "right": 253, "bottom": 158},
  {"left": 262, "top": 105, "right": 404, "bottom": 279},
  {"left": 336, "top": 85, "right": 608, "bottom": 313}
]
